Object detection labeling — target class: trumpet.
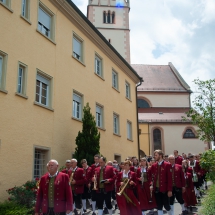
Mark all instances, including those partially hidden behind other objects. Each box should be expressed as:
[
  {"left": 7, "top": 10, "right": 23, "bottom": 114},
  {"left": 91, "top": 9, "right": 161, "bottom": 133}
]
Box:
[
  {"left": 92, "top": 174, "right": 98, "bottom": 190},
  {"left": 69, "top": 172, "right": 74, "bottom": 185},
  {"left": 117, "top": 178, "right": 130, "bottom": 196}
]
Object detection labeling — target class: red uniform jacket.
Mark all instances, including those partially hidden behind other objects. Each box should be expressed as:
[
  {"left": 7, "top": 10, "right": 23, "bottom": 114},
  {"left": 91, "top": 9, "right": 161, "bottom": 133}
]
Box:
[
  {"left": 68, "top": 167, "right": 86, "bottom": 194},
  {"left": 35, "top": 172, "right": 73, "bottom": 213},
  {"left": 175, "top": 156, "right": 183, "bottom": 165},
  {"left": 171, "top": 164, "right": 185, "bottom": 188},
  {"left": 189, "top": 160, "right": 201, "bottom": 178},
  {"left": 94, "top": 165, "right": 115, "bottom": 192},
  {"left": 91, "top": 163, "right": 100, "bottom": 172},
  {"left": 61, "top": 168, "right": 69, "bottom": 174},
  {"left": 150, "top": 161, "right": 172, "bottom": 192},
  {"left": 83, "top": 166, "right": 93, "bottom": 185}
]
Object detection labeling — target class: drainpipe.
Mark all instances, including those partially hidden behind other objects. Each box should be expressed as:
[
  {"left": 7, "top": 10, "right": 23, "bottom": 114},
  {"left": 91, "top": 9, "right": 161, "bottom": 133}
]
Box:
[{"left": 136, "top": 78, "right": 143, "bottom": 159}]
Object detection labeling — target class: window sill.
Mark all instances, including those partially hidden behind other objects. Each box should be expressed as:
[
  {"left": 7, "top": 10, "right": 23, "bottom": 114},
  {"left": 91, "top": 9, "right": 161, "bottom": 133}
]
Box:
[
  {"left": 183, "top": 137, "right": 198, "bottom": 139},
  {"left": 94, "top": 73, "right": 105, "bottom": 81},
  {"left": 112, "top": 86, "right": 120, "bottom": 93},
  {"left": 20, "top": 15, "right": 32, "bottom": 25},
  {"left": 0, "top": 2, "right": 13, "bottom": 13},
  {"left": 15, "top": 92, "right": 28, "bottom": 99},
  {"left": 113, "top": 133, "right": 121, "bottom": 137},
  {"left": 125, "top": 97, "right": 132, "bottom": 102},
  {"left": 97, "top": 127, "right": 106, "bottom": 131},
  {"left": 0, "top": 89, "right": 8, "bottom": 94},
  {"left": 34, "top": 101, "right": 54, "bottom": 112},
  {"left": 36, "top": 29, "right": 56, "bottom": 45},
  {"left": 127, "top": 138, "right": 133, "bottom": 142},
  {"left": 72, "top": 117, "right": 82, "bottom": 123},
  {"left": 72, "top": 55, "right": 86, "bottom": 67}
]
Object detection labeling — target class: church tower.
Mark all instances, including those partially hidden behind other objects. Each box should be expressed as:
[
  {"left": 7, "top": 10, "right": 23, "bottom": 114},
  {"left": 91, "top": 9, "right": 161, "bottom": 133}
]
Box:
[{"left": 87, "top": 0, "right": 131, "bottom": 63}]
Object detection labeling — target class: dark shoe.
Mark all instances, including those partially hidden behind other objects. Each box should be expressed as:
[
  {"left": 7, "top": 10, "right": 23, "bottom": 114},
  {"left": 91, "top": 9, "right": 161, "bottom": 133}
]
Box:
[
  {"left": 115, "top": 204, "right": 118, "bottom": 210},
  {"left": 92, "top": 213, "right": 96, "bottom": 215},
  {"left": 103, "top": 207, "right": 108, "bottom": 214},
  {"left": 205, "top": 185, "right": 208, "bottom": 190},
  {"left": 190, "top": 206, "right": 193, "bottom": 212},
  {"left": 74, "top": 209, "right": 78, "bottom": 215},
  {"left": 83, "top": 209, "right": 87, "bottom": 213}
]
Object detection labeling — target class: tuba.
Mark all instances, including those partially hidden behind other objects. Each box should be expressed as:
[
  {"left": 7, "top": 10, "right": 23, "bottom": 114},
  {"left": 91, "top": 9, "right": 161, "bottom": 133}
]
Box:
[
  {"left": 117, "top": 178, "right": 130, "bottom": 196},
  {"left": 92, "top": 174, "right": 98, "bottom": 190}
]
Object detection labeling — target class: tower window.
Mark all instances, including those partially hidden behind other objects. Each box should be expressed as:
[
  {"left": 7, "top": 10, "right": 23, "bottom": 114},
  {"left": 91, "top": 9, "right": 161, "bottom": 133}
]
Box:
[
  {"left": 107, "top": 11, "right": 111, "bottom": 23},
  {"left": 103, "top": 11, "right": 106, "bottom": 23},
  {"left": 112, "top": 12, "right": 115, "bottom": 23}
]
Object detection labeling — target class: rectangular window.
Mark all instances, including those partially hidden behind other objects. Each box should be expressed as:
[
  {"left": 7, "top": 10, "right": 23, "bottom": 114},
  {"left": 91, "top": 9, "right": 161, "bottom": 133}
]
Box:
[
  {"left": 34, "top": 149, "right": 47, "bottom": 178},
  {"left": 96, "top": 105, "right": 103, "bottom": 128},
  {"left": 38, "top": 3, "right": 54, "bottom": 40},
  {"left": 73, "top": 93, "right": 82, "bottom": 119},
  {"left": 36, "top": 72, "right": 52, "bottom": 107},
  {"left": 127, "top": 121, "right": 132, "bottom": 140},
  {"left": 113, "top": 113, "right": 119, "bottom": 135},
  {"left": 95, "top": 55, "right": 102, "bottom": 77},
  {"left": 125, "top": 82, "right": 130, "bottom": 99},
  {"left": 112, "top": 71, "right": 118, "bottom": 89},
  {"left": 17, "top": 62, "right": 27, "bottom": 95},
  {"left": 21, "top": 0, "right": 30, "bottom": 20},
  {"left": 73, "top": 36, "right": 83, "bottom": 61},
  {"left": 0, "top": 51, "right": 8, "bottom": 91},
  {"left": 0, "top": 0, "right": 10, "bottom": 7}
]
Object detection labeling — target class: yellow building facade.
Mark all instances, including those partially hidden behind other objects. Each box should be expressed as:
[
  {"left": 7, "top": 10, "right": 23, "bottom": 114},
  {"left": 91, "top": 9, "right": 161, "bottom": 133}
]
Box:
[{"left": 0, "top": 0, "right": 141, "bottom": 201}]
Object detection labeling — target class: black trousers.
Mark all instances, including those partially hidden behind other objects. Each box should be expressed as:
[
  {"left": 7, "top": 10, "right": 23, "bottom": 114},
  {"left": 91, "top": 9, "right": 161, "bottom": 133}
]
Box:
[
  {"left": 154, "top": 191, "right": 171, "bottom": 211},
  {"left": 96, "top": 190, "right": 112, "bottom": 210},
  {"left": 111, "top": 189, "right": 116, "bottom": 201},
  {"left": 72, "top": 191, "right": 82, "bottom": 209},
  {"left": 82, "top": 185, "right": 91, "bottom": 200},
  {"left": 43, "top": 208, "right": 65, "bottom": 215},
  {"left": 91, "top": 189, "right": 97, "bottom": 201},
  {"left": 169, "top": 187, "right": 184, "bottom": 205}
]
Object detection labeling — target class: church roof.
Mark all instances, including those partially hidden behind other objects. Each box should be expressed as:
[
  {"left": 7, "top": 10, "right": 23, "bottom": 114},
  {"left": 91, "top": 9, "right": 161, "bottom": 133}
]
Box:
[
  {"left": 132, "top": 62, "right": 191, "bottom": 92},
  {"left": 138, "top": 108, "right": 190, "bottom": 123}
]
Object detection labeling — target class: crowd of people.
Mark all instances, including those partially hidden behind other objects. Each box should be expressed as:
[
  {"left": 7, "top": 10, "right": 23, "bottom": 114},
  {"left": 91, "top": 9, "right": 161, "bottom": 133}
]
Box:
[{"left": 34, "top": 150, "right": 207, "bottom": 215}]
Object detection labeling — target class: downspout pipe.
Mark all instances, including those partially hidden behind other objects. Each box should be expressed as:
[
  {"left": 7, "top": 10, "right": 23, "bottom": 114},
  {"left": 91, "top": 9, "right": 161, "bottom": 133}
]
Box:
[{"left": 136, "top": 78, "right": 143, "bottom": 159}]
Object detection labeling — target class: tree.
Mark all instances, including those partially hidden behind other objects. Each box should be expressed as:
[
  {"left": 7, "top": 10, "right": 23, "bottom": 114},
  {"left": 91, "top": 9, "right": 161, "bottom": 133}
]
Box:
[
  {"left": 200, "top": 150, "right": 215, "bottom": 183},
  {"left": 183, "top": 78, "right": 215, "bottom": 144},
  {"left": 74, "top": 103, "right": 100, "bottom": 166}
]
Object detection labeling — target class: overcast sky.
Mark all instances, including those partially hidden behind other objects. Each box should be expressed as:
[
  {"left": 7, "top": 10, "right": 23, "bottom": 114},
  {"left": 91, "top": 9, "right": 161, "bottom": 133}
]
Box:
[{"left": 72, "top": 0, "right": 214, "bottom": 93}]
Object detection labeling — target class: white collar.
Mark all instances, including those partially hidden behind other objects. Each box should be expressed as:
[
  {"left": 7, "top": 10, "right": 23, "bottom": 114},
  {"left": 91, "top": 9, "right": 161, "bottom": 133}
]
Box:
[
  {"left": 84, "top": 166, "right": 89, "bottom": 170},
  {"left": 123, "top": 170, "right": 130, "bottom": 177},
  {"left": 158, "top": 160, "right": 164, "bottom": 165},
  {"left": 49, "top": 171, "right": 58, "bottom": 178},
  {"left": 95, "top": 163, "right": 99, "bottom": 167},
  {"left": 141, "top": 167, "right": 146, "bottom": 172},
  {"left": 72, "top": 166, "right": 78, "bottom": 172}
]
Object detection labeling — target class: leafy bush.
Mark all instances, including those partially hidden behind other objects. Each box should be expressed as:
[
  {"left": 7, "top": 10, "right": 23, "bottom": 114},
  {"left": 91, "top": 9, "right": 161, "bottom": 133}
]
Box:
[
  {"left": 0, "top": 201, "right": 32, "bottom": 215},
  {"left": 200, "top": 150, "right": 215, "bottom": 182},
  {"left": 201, "top": 183, "right": 215, "bottom": 215},
  {"left": 6, "top": 178, "right": 39, "bottom": 209}
]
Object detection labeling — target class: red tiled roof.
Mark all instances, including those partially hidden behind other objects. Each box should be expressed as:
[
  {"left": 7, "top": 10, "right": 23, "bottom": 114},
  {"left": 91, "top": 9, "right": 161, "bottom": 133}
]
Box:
[{"left": 132, "top": 63, "right": 191, "bottom": 92}]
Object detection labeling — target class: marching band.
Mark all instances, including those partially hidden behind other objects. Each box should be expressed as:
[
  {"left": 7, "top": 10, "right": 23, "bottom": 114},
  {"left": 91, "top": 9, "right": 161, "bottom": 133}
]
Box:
[{"left": 35, "top": 150, "right": 207, "bottom": 215}]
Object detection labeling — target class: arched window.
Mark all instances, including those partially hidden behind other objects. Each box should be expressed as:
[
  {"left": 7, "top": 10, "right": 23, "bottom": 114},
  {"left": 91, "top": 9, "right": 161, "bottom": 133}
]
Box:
[
  {"left": 183, "top": 129, "right": 196, "bottom": 138},
  {"left": 112, "top": 12, "right": 115, "bottom": 23},
  {"left": 103, "top": 11, "right": 106, "bottom": 23},
  {"left": 137, "top": 99, "right": 150, "bottom": 108},
  {"left": 107, "top": 11, "right": 111, "bottom": 23},
  {"left": 153, "top": 129, "right": 162, "bottom": 150}
]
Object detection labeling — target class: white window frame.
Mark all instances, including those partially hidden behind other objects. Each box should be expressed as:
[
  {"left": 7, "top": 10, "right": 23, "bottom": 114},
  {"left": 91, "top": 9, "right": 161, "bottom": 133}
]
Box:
[
  {"left": 73, "top": 34, "right": 83, "bottom": 62},
  {"left": 38, "top": 2, "right": 55, "bottom": 40},
  {"left": 125, "top": 81, "right": 130, "bottom": 99},
  {"left": 73, "top": 92, "right": 82, "bottom": 120},
  {"left": 127, "top": 120, "right": 132, "bottom": 140},
  {"left": 96, "top": 104, "right": 103, "bottom": 128},
  {"left": 0, "top": 0, "right": 11, "bottom": 8},
  {"left": 21, "top": 0, "right": 30, "bottom": 20},
  {"left": 95, "top": 55, "right": 102, "bottom": 77},
  {"left": 17, "top": 62, "right": 27, "bottom": 95},
  {"left": 113, "top": 113, "right": 119, "bottom": 135},
  {"left": 0, "top": 50, "right": 8, "bottom": 91},
  {"left": 112, "top": 70, "right": 118, "bottom": 90}
]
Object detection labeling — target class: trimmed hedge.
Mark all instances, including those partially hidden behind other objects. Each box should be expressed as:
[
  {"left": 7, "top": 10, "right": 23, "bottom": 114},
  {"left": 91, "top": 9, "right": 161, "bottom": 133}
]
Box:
[
  {"left": 0, "top": 201, "right": 32, "bottom": 215},
  {"left": 201, "top": 183, "right": 215, "bottom": 215}
]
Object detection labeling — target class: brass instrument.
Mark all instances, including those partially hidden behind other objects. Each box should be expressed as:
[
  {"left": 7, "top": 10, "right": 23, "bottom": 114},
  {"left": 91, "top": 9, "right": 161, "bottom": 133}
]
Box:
[
  {"left": 117, "top": 178, "right": 130, "bottom": 196},
  {"left": 36, "top": 180, "right": 40, "bottom": 189},
  {"left": 69, "top": 172, "right": 74, "bottom": 185},
  {"left": 92, "top": 174, "right": 98, "bottom": 190}
]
